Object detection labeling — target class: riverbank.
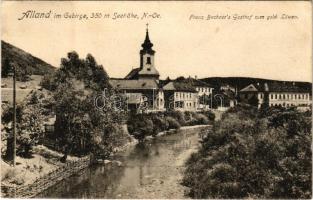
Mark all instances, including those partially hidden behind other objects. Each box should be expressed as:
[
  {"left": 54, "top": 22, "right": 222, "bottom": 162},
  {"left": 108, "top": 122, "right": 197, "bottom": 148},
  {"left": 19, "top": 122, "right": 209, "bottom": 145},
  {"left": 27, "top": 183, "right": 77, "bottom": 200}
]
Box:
[
  {"left": 1, "top": 124, "right": 211, "bottom": 198},
  {"left": 119, "top": 125, "right": 209, "bottom": 198},
  {"left": 1, "top": 145, "right": 79, "bottom": 188},
  {"left": 34, "top": 124, "right": 210, "bottom": 198},
  {"left": 146, "top": 124, "right": 211, "bottom": 139}
]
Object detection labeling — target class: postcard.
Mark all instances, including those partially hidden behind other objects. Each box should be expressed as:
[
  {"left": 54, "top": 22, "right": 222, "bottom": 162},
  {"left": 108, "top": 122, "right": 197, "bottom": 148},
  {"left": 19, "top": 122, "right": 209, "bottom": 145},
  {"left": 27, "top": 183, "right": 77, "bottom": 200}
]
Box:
[{"left": 1, "top": 1, "right": 312, "bottom": 199}]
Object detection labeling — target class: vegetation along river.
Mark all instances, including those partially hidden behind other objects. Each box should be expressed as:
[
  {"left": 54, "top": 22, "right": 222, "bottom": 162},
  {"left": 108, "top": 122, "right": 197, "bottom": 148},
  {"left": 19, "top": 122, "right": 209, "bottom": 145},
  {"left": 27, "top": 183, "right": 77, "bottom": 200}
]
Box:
[{"left": 36, "top": 126, "right": 209, "bottom": 198}]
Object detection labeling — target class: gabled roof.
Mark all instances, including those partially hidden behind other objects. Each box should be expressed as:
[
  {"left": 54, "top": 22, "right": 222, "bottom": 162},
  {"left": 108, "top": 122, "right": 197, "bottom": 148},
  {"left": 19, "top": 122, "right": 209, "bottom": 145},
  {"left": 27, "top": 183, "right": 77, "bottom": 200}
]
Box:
[
  {"left": 109, "top": 79, "right": 159, "bottom": 90},
  {"left": 240, "top": 82, "right": 310, "bottom": 93},
  {"left": 175, "top": 77, "right": 214, "bottom": 88},
  {"left": 240, "top": 84, "right": 258, "bottom": 92},
  {"left": 163, "top": 81, "right": 197, "bottom": 92},
  {"left": 189, "top": 79, "right": 214, "bottom": 88}
]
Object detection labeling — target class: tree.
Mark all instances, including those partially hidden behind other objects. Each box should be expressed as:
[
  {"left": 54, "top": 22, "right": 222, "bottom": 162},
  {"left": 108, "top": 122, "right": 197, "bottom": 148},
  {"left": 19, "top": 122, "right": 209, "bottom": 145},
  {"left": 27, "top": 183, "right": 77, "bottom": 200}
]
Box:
[
  {"left": 1, "top": 58, "right": 11, "bottom": 77},
  {"left": 52, "top": 52, "right": 124, "bottom": 158}
]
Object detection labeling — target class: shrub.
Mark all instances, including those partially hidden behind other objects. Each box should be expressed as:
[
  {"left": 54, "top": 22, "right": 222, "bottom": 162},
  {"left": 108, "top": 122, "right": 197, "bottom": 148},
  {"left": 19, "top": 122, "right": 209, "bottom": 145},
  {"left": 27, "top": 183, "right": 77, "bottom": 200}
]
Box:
[
  {"left": 127, "top": 114, "right": 154, "bottom": 142},
  {"left": 28, "top": 91, "right": 39, "bottom": 105},
  {"left": 151, "top": 115, "right": 169, "bottom": 136},
  {"left": 202, "top": 111, "right": 215, "bottom": 121},
  {"left": 182, "top": 105, "right": 312, "bottom": 199},
  {"left": 193, "top": 113, "right": 209, "bottom": 125},
  {"left": 166, "top": 116, "right": 181, "bottom": 129},
  {"left": 167, "top": 111, "right": 186, "bottom": 126}
]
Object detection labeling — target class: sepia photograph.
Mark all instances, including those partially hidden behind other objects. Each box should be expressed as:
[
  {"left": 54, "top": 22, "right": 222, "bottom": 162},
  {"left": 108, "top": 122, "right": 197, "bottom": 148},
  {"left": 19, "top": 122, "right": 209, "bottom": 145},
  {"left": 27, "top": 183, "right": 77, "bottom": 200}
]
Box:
[{"left": 1, "top": 1, "right": 312, "bottom": 199}]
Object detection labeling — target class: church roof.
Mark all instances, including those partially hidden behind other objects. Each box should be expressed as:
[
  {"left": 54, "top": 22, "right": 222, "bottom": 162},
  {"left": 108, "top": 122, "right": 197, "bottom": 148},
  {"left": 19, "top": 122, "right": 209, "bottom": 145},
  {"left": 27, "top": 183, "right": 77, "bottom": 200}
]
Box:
[
  {"left": 110, "top": 79, "right": 159, "bottom": 90},
  {"left": 125, "top": 68, "right": 140, "bottom": 79},
  {"left": 124, "top": 67, "right": 159, "bottom": 79},
  {"left": 140, "top": 28, "right": 155, "bottom": 55},
  {"left": 138, "top": 66, "right": 160, "bottom": 76}
]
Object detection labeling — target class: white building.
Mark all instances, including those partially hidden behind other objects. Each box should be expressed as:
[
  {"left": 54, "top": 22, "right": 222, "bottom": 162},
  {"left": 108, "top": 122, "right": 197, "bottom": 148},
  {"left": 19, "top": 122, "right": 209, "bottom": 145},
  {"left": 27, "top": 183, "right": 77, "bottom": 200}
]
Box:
[{"left": 239, "top": 82, "right": 311, "bottom": 110}]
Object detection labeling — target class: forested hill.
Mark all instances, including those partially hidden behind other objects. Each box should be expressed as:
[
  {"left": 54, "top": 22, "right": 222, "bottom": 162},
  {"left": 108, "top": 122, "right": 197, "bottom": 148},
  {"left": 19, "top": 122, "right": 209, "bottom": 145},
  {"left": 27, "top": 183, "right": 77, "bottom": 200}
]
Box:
[
  {"left": 1, "top": 40, "right": 56, "bottom": 75},
  {"left": 200, "top": 77, "right": 312, "bottom": 92}
]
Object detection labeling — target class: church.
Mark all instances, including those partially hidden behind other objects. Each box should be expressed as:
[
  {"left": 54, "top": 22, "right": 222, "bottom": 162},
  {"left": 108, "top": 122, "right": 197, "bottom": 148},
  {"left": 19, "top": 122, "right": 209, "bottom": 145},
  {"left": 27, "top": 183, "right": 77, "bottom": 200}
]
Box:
[
  {"left": 109, "top": 26, "right": 165, "bottom": 112},
  {"left": 109, "top": 26, "right": 204, "bottom": 113}
]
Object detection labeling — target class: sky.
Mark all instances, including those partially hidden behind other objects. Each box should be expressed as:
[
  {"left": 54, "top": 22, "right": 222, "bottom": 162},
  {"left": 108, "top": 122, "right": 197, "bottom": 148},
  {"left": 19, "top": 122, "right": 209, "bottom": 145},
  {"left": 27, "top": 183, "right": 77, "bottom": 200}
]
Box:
[{"left": 2, "top": 1, "right": 312, "bottom": 82}]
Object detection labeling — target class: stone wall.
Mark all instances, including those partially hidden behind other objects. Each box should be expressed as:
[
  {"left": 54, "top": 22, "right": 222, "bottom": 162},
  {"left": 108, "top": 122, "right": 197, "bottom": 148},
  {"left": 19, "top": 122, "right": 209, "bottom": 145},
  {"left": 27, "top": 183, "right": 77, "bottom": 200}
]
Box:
[{"left": 1, "top": 156, "right": 90, "bottom": 198}]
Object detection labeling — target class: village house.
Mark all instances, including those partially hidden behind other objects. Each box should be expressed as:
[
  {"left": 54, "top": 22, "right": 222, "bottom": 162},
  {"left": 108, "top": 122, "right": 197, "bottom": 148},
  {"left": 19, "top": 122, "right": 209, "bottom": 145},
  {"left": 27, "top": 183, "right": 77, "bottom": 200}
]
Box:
[
  {"left": 162, "top": 81, "right": 198, "bottom": 111},
  {"left": 239, "top": 82, "right": 311, "bottom": 110},
  {"left": 174, "top": 77, "right": 214, "bottom": 110}
]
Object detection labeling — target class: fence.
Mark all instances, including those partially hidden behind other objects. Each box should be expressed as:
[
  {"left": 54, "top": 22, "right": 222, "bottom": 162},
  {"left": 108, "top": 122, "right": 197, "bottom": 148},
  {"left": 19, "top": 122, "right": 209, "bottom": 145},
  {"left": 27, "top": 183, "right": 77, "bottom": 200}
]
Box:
[{"left": 1, "top": 156, "right": 91, "bottom": 198}]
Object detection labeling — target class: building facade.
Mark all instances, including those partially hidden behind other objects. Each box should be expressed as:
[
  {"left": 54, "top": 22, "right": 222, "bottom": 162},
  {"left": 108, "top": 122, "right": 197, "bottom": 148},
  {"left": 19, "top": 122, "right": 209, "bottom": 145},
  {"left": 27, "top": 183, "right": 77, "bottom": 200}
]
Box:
[
  {"left": 239, "top": 82, "right": 311, "bottom": 110},
  {"left": 162, "top": 81, "right": 198, "bottom": 111}
]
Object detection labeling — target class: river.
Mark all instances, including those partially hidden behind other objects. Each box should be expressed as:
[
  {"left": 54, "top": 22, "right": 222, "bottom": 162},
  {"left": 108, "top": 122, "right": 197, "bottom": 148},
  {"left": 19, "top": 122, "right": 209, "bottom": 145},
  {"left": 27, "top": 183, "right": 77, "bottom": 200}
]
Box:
[{"left": 36, "top": 126, "right": 209, "bottom": 198}]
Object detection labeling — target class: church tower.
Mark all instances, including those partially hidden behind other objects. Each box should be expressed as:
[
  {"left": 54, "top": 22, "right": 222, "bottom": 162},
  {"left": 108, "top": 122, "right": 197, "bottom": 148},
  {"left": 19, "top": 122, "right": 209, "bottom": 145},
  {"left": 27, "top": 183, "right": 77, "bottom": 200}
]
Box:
[{"left": 138, "top": 24, "right": 160, "bottom": 80}]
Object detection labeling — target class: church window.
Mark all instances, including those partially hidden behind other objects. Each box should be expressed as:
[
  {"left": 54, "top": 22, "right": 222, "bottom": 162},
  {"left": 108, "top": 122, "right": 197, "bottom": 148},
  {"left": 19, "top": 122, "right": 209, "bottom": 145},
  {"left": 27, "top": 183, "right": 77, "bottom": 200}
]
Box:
[
  {"left": 146, "top": 57, "right": 151, "bottom": 64},
  {"left": 270, "top": 94, "right": 273, "bottom": 99}
]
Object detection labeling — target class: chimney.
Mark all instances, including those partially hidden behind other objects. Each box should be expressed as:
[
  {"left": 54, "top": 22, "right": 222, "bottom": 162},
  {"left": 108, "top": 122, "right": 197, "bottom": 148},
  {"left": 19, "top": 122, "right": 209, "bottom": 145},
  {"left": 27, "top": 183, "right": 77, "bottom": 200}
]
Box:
[
  {"left": 195, "top": 75, "right": 198, "bottom": 80},
  {"left": 264, "top": 83, "right": 269, "bottom": 92},
  {"left": 293, "top": 82, "right": 295, "bottom": 86}
]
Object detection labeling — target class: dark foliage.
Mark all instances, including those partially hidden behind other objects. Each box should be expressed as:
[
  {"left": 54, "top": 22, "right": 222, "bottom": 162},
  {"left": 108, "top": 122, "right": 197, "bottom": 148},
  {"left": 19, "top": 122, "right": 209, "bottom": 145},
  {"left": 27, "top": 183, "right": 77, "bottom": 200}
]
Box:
[
  {"left": 182, "top": 105, "right": 312, "bottom": 199},
  {"left": 127, "top": 111, "right": 214, "bottom": 142},
  {"left": 47, "top": 52, "right": 124, "bottom": 157}
]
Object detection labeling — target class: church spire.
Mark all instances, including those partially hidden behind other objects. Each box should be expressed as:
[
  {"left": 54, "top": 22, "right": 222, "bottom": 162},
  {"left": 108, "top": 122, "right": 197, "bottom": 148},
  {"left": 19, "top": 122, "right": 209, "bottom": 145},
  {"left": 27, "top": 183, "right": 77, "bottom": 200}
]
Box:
[{"left": 141, "top": 23, "right": 154, "bottom": 52}]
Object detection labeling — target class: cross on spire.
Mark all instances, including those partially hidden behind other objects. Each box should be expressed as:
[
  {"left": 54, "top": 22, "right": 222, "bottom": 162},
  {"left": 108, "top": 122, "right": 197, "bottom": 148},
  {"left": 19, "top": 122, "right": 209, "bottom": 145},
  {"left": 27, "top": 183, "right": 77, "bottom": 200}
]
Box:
[{"left": 146, "top": 23, "right": 149, "bottom": 32}]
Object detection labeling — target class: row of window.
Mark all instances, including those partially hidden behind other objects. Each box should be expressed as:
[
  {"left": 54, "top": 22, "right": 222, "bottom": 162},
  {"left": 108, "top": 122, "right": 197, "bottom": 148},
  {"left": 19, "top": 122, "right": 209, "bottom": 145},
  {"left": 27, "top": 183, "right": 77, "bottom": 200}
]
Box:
[
  {"left": 196, "top": 87, "right": 212, "bottom": 93},
  {"left": 269, "top": 93, "right": 309, "bottom": 100},
  {"left": 270, "top": 103, "right": 310, "bottom": 107},
  {"left": 174, "top": 101, "right": 197, "bottom": 108},
  {"left": 175, "top": 92, "right": 195, "bottom": 99}
]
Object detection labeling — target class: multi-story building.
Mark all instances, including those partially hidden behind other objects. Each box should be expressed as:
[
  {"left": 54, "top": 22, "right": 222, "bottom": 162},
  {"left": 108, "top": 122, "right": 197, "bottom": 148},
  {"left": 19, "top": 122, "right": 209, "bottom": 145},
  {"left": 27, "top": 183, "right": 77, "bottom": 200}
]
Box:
[
  {"left": 162, "top": 81, "right": 198, "bottom": 111},
  {"left": 239, "top": 82, "right": 311, "bottom": 110},
  {"left": 183, "top": 78, "right": 214, "bottom": 110}
]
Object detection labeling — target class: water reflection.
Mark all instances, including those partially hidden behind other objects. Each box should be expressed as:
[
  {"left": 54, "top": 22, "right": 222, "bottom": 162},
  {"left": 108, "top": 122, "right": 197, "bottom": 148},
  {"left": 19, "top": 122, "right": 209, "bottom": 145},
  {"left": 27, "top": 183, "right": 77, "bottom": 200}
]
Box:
[{"left": 37, "top": 127, "right": 207, "bottom": 198}]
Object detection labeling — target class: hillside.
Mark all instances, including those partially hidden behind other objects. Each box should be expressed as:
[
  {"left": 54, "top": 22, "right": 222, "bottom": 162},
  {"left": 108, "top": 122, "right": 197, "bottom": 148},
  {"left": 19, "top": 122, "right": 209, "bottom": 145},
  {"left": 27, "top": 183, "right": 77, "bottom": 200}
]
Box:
[
  {"left": 1, "top": 40, "right": 56, "bottom": 76},
  {"left": 200, "top": 77, "right": 312, "bottom": 92}
]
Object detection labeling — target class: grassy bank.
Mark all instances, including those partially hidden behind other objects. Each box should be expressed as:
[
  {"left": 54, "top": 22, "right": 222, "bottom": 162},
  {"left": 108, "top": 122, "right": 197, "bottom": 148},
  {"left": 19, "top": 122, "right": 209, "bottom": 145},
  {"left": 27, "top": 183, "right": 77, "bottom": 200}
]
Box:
[{"left": 1, "top": 145, "right": 79, "bottom": 187}]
